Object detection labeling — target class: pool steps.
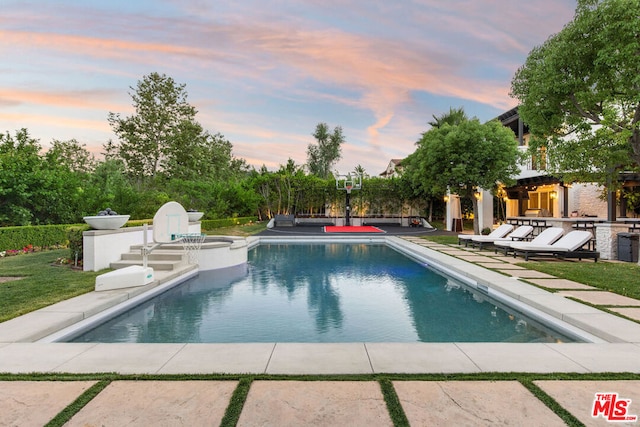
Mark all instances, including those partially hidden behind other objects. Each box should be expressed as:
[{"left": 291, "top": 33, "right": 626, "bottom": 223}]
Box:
[{"left": 111, "top": 247, "right": 187, "bottom": 271}]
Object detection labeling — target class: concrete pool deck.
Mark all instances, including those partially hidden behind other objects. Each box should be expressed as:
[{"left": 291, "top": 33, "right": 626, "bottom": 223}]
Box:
[
  {"left": 0, "top": 232, "right": 639, "bottom": 374},
  {"left": 1, "top": 230, "right": 640, "bottom": 425}
]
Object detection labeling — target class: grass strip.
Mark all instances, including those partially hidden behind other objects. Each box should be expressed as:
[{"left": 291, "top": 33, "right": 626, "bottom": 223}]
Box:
[
  {"left": 519, "top": 379, "right": 584, "bottom": 427},
  {"left": 421, "top": 235, "right": 459, "bottom": 245},
  {"left": 516, "top": 261, "right": 640, "bottom": 300},
  {"left": 1, "top": 371, "right": 639, "bottom": 383},
  {"left": 219, "top": 377, "right": 253, "bottom": 427},
  {"left": 379, "top": 378, "right": 410, "bottom": 427},
  {"left": 44, "top": 380, "right": 111, "bottom": 427}
]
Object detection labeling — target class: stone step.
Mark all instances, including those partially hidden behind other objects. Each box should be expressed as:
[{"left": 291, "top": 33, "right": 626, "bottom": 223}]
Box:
[
  {"left": 110, "top": 259, "right": 184, "bottom": 271},
  {"left": 120, "top": 252, "right": 185, "bottom": 262}
]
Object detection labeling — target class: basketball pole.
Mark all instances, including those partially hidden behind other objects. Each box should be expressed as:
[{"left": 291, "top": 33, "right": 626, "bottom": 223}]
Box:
[{"left": 345, "top": 188, "right": 351, "bottom": 226}]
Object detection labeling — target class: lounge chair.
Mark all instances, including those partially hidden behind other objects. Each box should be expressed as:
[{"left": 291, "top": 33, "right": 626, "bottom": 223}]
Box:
[
  {"left": 458, "top": 223, "right": 513, "bottom": 247},
  {"left": 511, "top": 230, "right": 598, "bottom": 261},
  {"left": 494, "top": 227, "right": 564, "bottom": 256},
  {"left": 471, "top": 225, "right": 533, "bottom": 250}
]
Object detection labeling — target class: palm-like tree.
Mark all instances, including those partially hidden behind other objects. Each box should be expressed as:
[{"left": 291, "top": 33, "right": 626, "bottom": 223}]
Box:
[{"left": 428, "top": 107, "right": 469, "bottom": 129}]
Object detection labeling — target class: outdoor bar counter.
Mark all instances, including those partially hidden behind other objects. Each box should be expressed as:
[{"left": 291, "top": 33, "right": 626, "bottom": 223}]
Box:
[{"left": 507, "top": 216, "right": 606, "bottom": 235}]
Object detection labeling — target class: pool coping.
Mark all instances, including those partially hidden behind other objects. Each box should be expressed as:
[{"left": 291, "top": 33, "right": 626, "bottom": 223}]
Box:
[{"left": 0, "top": 235, "right": 639, "bottom": 375}]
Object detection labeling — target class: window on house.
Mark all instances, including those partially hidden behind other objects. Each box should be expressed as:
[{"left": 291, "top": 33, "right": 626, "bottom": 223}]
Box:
[{"left": 527, "top": 191, "right": 554, "bottom": 215}]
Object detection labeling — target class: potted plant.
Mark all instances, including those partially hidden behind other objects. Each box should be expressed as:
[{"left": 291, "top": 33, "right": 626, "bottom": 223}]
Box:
[
  {"left": 83, "top": 208, "right": 130, "bottom": 230},
  {"left": 187, "top": 209, "right": 204, "bottom": 222}
]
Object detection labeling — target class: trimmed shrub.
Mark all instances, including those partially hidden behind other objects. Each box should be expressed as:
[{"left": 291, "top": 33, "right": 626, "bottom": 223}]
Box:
[
  {"left": 67, "top": 226, "right": 87, "bottom": 261},
  {"left": 0, "top": 224, "right": 74, "bottom": 251},
  {"left": 200, "top": 216, "right": 257, "bottom": 231}
]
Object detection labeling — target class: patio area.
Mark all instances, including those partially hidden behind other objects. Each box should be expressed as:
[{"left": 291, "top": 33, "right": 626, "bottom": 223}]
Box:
[{"left": 1, "top": 228, "right": 639, "bottom": 425}]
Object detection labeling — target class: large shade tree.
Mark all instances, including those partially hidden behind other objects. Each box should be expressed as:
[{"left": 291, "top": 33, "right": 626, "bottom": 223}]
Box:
[
  {"left": 108, "top": 72, "right": 202, "bottom": 182},
  {"left": 405, "top": 117, "right": 520, "bottom": 234},
  {"left": 510, "top": 0, "right": 640, "bottom": 187},
  {"left": 306, "top": 123, "right": 345, "bottom": 179}
]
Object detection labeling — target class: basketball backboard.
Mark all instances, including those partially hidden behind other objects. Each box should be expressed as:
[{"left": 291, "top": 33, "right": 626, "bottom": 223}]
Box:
[
  {"left": 336, "top": 172, "right": 362, "bottom": 194},
  {"left": 153, "top": 201, "right": 189, "bottom": 243}
]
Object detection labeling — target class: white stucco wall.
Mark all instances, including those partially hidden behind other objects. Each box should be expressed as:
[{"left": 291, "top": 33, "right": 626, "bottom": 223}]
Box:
[{"left": 83, "top": 223, "right": 201, "bottom": 272}]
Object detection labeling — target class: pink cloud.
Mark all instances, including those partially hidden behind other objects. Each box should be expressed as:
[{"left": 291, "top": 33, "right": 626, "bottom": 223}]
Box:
[{"left": 1, "top": 0, "right": 577, "bottom": 173}]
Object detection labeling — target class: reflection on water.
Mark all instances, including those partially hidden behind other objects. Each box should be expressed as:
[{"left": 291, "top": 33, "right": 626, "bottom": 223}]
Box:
[{"left": 70, "top": 244, "right": 575, "bottom": 343}]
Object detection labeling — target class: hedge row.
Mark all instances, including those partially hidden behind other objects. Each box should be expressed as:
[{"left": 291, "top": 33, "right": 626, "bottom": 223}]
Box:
[
  {"left": 125, "top": 216, "right": 258, "bottom": 230},
  {"left": 0, "top": 224, "right": 84, "bottom": 252},
  {"left": 0, "top": 216, "right": 258, "bottom": 252},
  {"left": 200, "top": 217, "right": 258, "bottom": 231}
]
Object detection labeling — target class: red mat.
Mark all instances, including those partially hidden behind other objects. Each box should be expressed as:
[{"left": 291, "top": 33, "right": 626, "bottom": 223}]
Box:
[{"left": 324, "top": 226, "right": 384, "bottom": 233}]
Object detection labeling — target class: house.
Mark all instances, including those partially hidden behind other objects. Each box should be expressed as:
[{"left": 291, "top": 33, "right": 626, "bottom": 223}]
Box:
[
  {"left": 379, "top": 159, "right": 403, "bottom": 178},
  {"left": 497, "top": 107, "right": 608, "bottom": 220},
  {"left": 443, "top": 106, "right": 640, "bottom": 260}
]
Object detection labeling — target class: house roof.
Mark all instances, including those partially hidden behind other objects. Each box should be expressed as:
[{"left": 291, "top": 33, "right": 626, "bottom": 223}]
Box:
[{"left": 379, "top": 159, "right": 404, "bottom": 177}]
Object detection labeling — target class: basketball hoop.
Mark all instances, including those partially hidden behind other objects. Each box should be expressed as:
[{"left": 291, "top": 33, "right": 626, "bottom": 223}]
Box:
[
  {"left": 174, "top": 233, "right": 206, "bottom": 264},
  {"left": 345, "top": 184, "right": 353, "bottom": 194}
]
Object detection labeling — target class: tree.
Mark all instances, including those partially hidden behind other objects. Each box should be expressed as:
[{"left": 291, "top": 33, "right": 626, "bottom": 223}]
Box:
[
  {"left": 45, "top": 139, "right": 95, "bottom": 173},
  {"left": 510, "top": 0, "right": 640, "bottom": 185},
  {"left": 0, "top": 129, "right": 86, "bottom": 225},
  {"left": 108, "top": 72, "right": 201, "bottom": 182},
  {"left": 307, "top": 123, "right": 345, "bottom": 179},
  {"left": 406, "top": 118, "right": 520, "bottom": 234},
  {"left": 428, "top": 107, "right": 469, "bottom": 129}
]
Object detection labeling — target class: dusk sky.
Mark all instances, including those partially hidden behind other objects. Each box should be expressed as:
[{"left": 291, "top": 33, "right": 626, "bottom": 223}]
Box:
[{"left": 1, "top": 0, "right": 576, "bottom": 176}]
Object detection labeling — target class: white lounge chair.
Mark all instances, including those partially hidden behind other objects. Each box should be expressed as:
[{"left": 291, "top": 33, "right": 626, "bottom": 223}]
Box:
[
  {"left": 458, "top": 223, "right": 513, "bottom": 247},
  {"left": 494, "top": 227, "right": 564, "bottom": 256},
  {"left": 511, "top": 230, "right": 598, "bottom": 261},
  {"left": 471, "top": 225, "right": 533, "bottom": 250}
]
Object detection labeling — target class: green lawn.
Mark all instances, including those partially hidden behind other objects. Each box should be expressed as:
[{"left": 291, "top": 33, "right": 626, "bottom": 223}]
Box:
[
  {"left": 0, "top": 249, "right": 100, "bottom": 322},
  {"left": 519, "top": 261, "right": 640, "bottom": 299},
  {"left": 205, "top": 221, "right": 267, "bottom": 236}
]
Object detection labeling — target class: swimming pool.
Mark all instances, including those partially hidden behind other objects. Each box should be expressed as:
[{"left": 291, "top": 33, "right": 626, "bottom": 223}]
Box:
[{"left": 68, "top": 243, "right": 577, "bottom": 343}]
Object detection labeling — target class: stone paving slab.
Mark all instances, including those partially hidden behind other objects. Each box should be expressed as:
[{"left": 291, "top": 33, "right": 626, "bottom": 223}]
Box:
[
  {"left": 238, "top": 381, "right": 392, "bottom": 427},
  {"left": 549, "top": 343, "right": 640, "bottom": 372},
  {"left": 436, "top": 249, "right": 473, "bottom": 256},
  {"left": 53, "top": 343, "right": 185, "bottom": 374},
  {"left": 366, "top": 343, "right": 480, "bottom": 374},
  {"left": 558, "top": 291, "right": 640, "bottom": 307},
  {"left": 455, "top": 343, "right": 588, "bottom": 373},
  {"left": 476, "top": 262, "right": 509, "bottom": 269},
  {"left": 394, "top": 380, "right": 565, "bottom": 426},
  {"left": 0, "top": 343, "right": 97, "bottom": 373},
  {"left": 0, "top": 311, "right": 85, "bottom": 342},
  {"left": 157, "top": 343, "right": 275, "bottom": 374},
  {"left": 66, "top": 381, "right": 237, "bottom": 426},
  {"left": 266, "top": 343, "right": 373, "bottom": 375},
  {"left": 494, "top": 256, "right": 527, "bottom": 264},
  {"left": 564, "top": 312, "right": 640, "bottom": 343},
  {"left": 610, "top": 307, "right": 640, "bottom": 322},
  {"left": 528, "top": 278, "right": 596, "bottom": 290},
  {"left": 484, "top": 263, "right": 527, "bottom": 270},
  {"left": 535, "top": 380, "right": 640, "bottom": 426},
  {"left": 0, "top": 381, "right": 96, "bottom": 426},
  {"left": 501, "top": 269, "right": 556, "bottom": 278},
  {"left": 455, "top": 255, "right": 497, "bottom": 263}
]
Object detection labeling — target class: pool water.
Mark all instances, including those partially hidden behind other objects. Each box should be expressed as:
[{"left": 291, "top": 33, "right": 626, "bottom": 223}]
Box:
[{"left": 70, "top": 244, "right": 575, "bottom": 343}]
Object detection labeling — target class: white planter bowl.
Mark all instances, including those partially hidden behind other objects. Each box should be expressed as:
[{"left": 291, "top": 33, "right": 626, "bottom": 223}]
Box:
[
  {"left": 188, "top": 212, "right": 204, "bottom": 222},
  {"left": 83, "top": 215, "right": 130, "bottom": 230}
]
